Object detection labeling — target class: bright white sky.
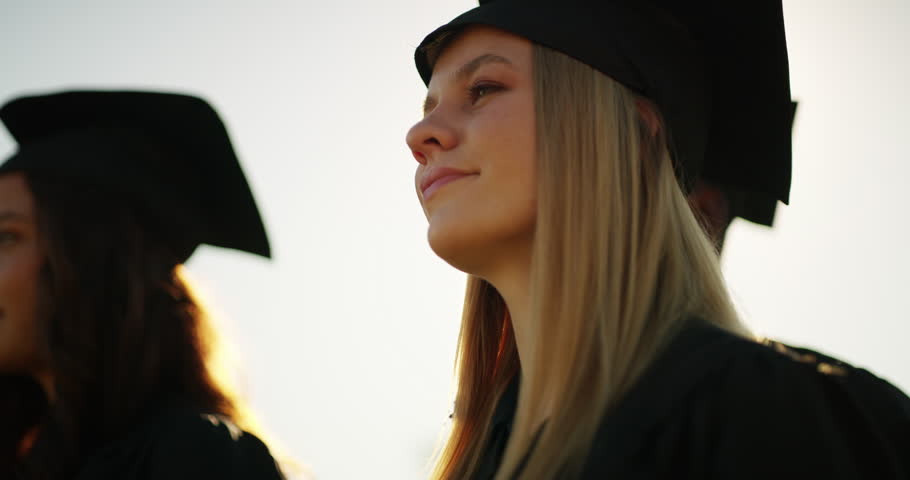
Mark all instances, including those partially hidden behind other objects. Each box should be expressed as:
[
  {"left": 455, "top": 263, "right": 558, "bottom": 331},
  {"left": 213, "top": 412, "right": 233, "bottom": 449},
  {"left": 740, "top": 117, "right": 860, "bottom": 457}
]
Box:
[{"left": 1, "top": 1, "right": 908, "bottom": 478}]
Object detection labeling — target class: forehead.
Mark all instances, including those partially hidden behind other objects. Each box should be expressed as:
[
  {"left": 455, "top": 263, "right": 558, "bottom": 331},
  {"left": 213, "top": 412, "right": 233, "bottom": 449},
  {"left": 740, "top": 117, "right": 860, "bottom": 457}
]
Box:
[
  {"left": 429, "top": 26, "right": 533, "bottom": 86},
  {"left": 0, "top": 172, "right": 36, "bottom": 215}
]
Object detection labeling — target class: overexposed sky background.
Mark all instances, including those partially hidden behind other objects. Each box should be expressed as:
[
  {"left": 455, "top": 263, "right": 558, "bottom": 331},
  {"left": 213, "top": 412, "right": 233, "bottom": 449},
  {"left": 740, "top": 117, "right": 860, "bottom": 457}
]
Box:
[{"left": 1, "top": 1, "right": 908, "bottom": 478}]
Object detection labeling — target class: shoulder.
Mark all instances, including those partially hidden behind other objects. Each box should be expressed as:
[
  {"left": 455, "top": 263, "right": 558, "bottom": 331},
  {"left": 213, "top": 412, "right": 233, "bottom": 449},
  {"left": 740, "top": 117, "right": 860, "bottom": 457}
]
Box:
[
  {"left": 669, "top": 325, "right": 910, "bottom": 478},
  {"left": 585, "top": 321, "right": 910, "bottom": 479},
  {"left": 143, "top": 410, "right": 284, "bottom": 480},
  {"left": 151, "top": 409, "right": 248, "bottom": 453},
  {"left": 75, "top": 407, "right": 284, "bottom": 480},
  {"left": 699, "top": 331, "right": 910, "bottom": 438}
]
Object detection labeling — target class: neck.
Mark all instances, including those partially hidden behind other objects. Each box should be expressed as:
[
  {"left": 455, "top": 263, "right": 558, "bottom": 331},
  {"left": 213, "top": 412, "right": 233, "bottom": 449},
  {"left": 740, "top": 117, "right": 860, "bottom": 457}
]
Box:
[
  {"left": 483, "top": 251, "right": 561, "bottom": 432},
  {"left": 479, "top": 245, "right": 533, "bottom": 385}
]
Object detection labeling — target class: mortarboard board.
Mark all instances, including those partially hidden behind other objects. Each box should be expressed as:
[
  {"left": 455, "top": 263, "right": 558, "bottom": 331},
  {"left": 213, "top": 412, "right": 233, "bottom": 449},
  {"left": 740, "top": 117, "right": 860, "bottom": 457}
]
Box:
[
  {"left": 713, "top": 100, "right": 798, "bottom": 227},
  {"left": 0, "top": 90, "right": 270, "bottom": 262},
  {"left": 414, "top": 0, "right": 793, "bottom": 212}
]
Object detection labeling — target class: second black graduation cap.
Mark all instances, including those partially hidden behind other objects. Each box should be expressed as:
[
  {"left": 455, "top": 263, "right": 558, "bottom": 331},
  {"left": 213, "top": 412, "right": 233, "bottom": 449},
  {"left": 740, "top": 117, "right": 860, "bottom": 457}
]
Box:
[
  {"left": 0, "top": 90, "right": 270, "bottom": 262},
  {"left": 415, "top": 0, "right": 793, "bottom": 221},
  {"left": 723, "top": 100, "right": 798, "bottom": 226}
]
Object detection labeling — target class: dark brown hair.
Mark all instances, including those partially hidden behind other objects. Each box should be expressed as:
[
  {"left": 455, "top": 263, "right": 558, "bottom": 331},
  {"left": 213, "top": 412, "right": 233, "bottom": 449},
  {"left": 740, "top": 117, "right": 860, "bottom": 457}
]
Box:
[{"left": 3, "top": 173, "right": 239, "bottom": 479}]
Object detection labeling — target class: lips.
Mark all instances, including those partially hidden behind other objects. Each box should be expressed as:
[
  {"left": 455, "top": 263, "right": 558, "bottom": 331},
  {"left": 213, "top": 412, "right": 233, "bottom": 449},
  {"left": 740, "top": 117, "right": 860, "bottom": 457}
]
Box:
[{"left": 420, "top": 167, "right": 476, "bottom": 200}]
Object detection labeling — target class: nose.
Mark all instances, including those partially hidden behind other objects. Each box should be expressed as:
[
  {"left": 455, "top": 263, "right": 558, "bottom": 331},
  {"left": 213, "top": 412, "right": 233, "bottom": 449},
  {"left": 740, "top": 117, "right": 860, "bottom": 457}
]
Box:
[{"left": 406, "top": 111, "right": 458, "bottom": 165}]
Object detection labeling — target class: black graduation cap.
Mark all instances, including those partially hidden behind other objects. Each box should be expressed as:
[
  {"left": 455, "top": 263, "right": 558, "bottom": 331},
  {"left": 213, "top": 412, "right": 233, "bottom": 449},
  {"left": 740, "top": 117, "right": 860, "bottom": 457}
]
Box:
[
  {"left": 722, "top": 100, "right": 798, "bottom": 227},
  {"left": 0, "top": 90, "right": 271, "bottom": 262},
  {"left": 415, "top": 0, "right": 793, "bottom": 221}
]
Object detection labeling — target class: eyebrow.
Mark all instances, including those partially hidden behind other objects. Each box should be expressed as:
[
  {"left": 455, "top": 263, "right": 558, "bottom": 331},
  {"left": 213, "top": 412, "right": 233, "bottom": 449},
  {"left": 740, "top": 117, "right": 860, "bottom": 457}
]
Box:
[{"left": 423, "top": 53, "right": 515, "bottom": 115}]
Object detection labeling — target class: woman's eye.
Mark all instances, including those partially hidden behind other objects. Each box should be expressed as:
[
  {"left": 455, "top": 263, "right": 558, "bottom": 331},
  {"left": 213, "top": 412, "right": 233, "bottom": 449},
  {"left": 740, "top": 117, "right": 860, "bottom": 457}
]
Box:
[
  {"left": 468, "top": 83, "right": 502, "bottom": 103},
  {"left": 0, "top": 231, "right": 19, "bottom": 245}
]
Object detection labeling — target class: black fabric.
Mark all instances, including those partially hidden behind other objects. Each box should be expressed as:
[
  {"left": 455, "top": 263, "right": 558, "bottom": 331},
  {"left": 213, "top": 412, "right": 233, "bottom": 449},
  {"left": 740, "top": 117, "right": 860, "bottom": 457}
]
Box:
[
  {"left": 474, "top": 378, "right": 520, "bottom": 479},
  {"left": 68, "top": 404, "right": 284, "bottom": 480},
  {"left": 719, "top": 100, "right": 799, "bottom": 227},
  {"left": 475, "top": 320, "right": 910, "bottom": 479},
  {"left": 414, "top": 0, "right": 793, "bottom": 223},
  {"left": 0, "top": 90, "right": 270, "bottom": 262}
]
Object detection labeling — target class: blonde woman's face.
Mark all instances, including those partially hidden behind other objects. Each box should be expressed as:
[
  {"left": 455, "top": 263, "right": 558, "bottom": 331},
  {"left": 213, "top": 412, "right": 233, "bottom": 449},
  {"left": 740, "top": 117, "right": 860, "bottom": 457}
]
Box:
[{"left": 406, "top": 27, "right": 536, "bottom": 275}]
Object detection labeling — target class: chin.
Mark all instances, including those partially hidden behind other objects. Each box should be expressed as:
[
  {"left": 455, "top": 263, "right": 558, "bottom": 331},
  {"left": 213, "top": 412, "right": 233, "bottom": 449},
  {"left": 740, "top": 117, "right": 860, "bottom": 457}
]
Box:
[
  {"left": 426, "top": 212, "right": 534, "bottom": 277},
  {"left": 427, "top": 227, "right": 486, "bottom": 274}
]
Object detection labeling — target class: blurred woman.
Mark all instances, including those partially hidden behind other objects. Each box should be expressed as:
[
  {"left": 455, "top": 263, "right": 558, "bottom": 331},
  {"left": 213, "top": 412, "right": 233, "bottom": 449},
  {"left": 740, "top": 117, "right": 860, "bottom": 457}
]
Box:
[
  {"left": 405, "top": 1, "right": 910, "bottom": 479},
  {"left": 0, "top": 90, "right": 284, "bottom": 479}
]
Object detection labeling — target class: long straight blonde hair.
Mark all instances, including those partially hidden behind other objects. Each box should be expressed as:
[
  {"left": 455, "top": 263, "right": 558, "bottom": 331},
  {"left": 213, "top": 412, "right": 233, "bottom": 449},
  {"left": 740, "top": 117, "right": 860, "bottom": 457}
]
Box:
[{"left": 430, "top": 44, "right": 750, "bottom": 480}]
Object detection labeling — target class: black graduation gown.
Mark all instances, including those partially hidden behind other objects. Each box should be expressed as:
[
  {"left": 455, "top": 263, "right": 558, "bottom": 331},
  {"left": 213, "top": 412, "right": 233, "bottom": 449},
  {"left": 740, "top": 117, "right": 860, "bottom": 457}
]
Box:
[
  {"left": 475, "top": 320, "right": 910, "bottom": 479},
  {"left": 70, "top": 404, "right": 283, "bottom": 480}
]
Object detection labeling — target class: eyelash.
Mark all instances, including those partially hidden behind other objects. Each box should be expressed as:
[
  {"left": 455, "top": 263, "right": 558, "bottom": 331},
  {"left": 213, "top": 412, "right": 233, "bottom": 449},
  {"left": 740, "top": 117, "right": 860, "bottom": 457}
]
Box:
[
  {"left": 467, "top": 82, "right": 503, "bottom": 103},
  {"left": 0, "top": 231, "right": 20, "bottom": 245}
]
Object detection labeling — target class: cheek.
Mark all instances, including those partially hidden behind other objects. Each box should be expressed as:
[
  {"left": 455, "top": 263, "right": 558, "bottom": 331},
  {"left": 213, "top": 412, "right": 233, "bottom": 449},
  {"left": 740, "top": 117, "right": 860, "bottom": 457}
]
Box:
[
  {"left": 467, "top": 97, "right": 537, "bottom": 234},
  {"left": 483, "top": 93, "right": 537, "bottom": 211},
  {"left": 0, "top": 250, "right": 44, "bottom": 373},
  {"left": 425, "top": 110, "right": 537, "bottom": 273}
]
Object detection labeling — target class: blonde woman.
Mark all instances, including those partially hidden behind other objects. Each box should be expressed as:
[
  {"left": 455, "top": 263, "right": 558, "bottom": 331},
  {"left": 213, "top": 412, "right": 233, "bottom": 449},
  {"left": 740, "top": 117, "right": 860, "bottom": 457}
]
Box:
[{"left": 405, "top": 1, "right": 910, "bottom": 479}]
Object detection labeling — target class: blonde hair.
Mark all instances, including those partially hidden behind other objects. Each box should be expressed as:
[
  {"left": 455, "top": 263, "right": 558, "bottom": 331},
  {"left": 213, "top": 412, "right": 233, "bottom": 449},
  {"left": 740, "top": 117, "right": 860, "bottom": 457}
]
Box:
[{"left": 430, "top": 44, "right": 751, "bottom": 479}]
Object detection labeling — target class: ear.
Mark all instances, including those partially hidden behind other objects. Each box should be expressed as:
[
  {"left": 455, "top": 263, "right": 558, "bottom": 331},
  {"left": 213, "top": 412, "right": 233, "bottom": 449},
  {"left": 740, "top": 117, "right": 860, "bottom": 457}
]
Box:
[
  {"left": 687, "top": 179, "right": 732, "bottom": 252},
  {"left": 634, "top": 98, "right": 661, "bottom": 138}
]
